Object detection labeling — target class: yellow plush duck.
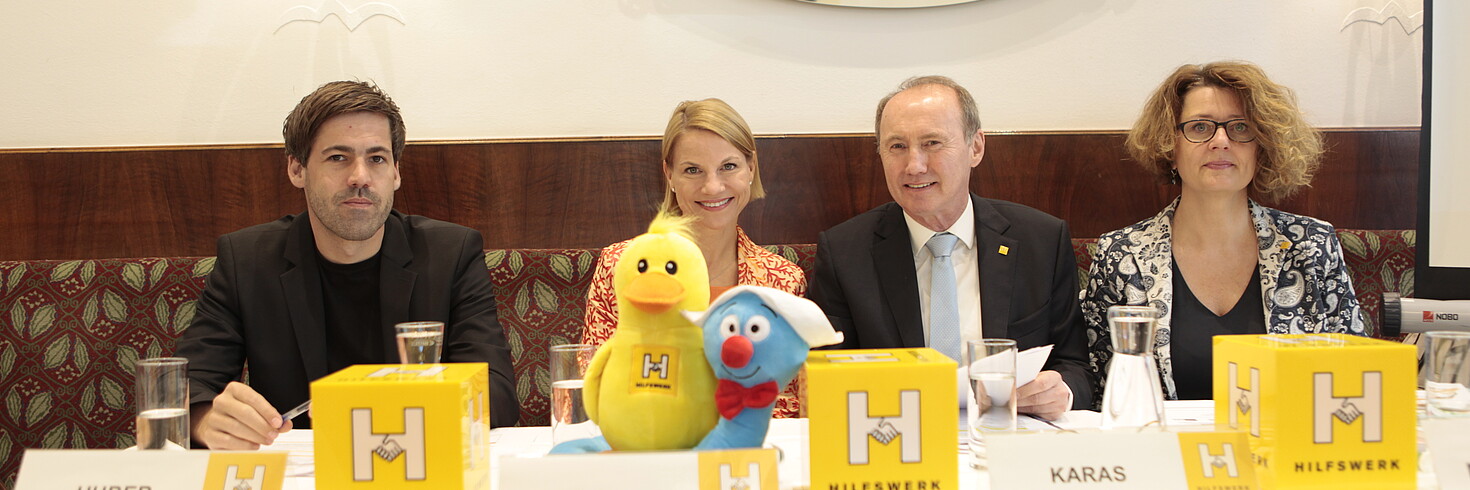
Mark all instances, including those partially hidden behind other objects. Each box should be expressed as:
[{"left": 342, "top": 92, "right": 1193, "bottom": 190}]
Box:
[{"left": 582, "top": 211, "right": 717, "bottom": 451}]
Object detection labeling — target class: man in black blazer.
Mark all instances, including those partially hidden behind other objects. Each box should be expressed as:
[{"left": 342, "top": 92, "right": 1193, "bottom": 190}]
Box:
[
  {"left": 174, "top": 81, "right": 517, "bottom": 449},
  {"left": 809, "top": 76, "right": 1092, "bottom": 419}
]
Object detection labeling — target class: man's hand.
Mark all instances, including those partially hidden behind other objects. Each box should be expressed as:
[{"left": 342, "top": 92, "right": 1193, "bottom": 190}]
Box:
[
  {"left": 1016, "top": 370, "right": 1070, "bottom": 420},
  {"left": 190, "top": 382, "right": 291, "bottom": 449}
]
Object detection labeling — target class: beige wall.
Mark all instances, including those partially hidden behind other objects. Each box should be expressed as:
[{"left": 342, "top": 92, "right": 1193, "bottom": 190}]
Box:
[{"left": 0, "top": 0, "right": 1423, "bottom": 148}]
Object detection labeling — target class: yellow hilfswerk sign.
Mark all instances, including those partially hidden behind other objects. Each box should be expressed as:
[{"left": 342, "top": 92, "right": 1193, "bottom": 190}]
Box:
[
  {"left": 1213, "top": 334, "right": 1415, "bottom": 489},
  {"left": 805, "top": 348, "right": 958, "bottom": 490},
  {"left": 312, "top": 363, "right": 491, "bottom": 490},
  {"left": 1176, "top": 430, "right": 1259, "bottom": 489}
]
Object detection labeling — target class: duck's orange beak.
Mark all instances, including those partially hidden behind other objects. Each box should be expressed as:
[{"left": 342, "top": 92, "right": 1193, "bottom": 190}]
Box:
[{"left": 623, "top": 273, "right": 686, "bottom": 313}]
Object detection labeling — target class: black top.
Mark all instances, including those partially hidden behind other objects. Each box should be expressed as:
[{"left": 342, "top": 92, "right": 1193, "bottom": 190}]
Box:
[
  {"left": 319, "top": 250, "right": 385, "bottom": 374},
  {"left": 175, "top": 211, "right": 520, "bottom": 430},
  {"left": 1170, "top": 260, "right": 1266, "bottom": 400}
]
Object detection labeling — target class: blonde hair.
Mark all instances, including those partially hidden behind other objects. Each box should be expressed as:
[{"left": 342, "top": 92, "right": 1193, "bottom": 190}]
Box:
[
  {"left": 658, "top": 99, "right": 765, "bottom": 215},
  {"left": 1125, "top": 61, "right": 1323, "bottom": 203}
]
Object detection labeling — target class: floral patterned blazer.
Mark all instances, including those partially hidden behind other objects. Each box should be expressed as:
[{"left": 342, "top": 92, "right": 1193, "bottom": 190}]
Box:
[
  {"left": 1082, "top": 198, "right": 1365, "bottom": 401},
  {"left": 582, "top": 226, "right": 809, "bottom": 416}
]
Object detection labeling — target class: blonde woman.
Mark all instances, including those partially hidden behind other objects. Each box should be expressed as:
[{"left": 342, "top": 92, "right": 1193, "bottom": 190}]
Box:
[
  {"left": 583, "top": 99, "right": 807, "bottom": 416},
  {"left": 1084, "top": 61, "right": 1364, "bottom": 401}
]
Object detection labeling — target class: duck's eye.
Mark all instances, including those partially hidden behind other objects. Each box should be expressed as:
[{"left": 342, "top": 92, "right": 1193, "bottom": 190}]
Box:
[
  {"left": 637, "top": 259, "right": 648, "bottom": 273},
  {"left": 665, "top": 261, "right": 677, "bottom": 274}
]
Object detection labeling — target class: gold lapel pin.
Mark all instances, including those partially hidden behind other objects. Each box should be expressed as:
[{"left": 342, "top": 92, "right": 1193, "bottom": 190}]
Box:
[
  {"left": 998, "top": 245, "right": 1010, "bottom": 256},
  {"left": 1278, "top": 240, "right": 1290, "bottom": 250}
]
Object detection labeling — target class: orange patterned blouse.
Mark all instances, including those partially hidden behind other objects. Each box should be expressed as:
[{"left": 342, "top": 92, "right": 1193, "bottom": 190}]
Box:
[{"left": 582, "top": 227, "right": 809, "bottom": 417}]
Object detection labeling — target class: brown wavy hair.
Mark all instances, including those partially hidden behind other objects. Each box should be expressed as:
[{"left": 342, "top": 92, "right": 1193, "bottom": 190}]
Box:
[
  {"left": 283, "top": 80, "right": 406, "bottom": 166},
  {"left": 658, "top": 98, "right": 764, "bottom": 215},
  {"left": 1125, "top": 61, "right": 1322, "bottom": 203}
]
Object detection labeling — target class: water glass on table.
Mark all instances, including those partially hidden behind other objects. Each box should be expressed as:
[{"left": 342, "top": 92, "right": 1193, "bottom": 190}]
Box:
[
  {"left": 135, "top": 357, "right": 189, "bottom": 450},
  {"left": 1425, "top": 331, "right": 1470, "bottom": 417},
  {"left": 966, "top": 338, "right": 1017, "bottom": 469},
  {"left": 549, "top": 343, "right": 601, "bottom": 444},
  {"left": 396, "top": 321, "right": 444, "bottom": 364}
]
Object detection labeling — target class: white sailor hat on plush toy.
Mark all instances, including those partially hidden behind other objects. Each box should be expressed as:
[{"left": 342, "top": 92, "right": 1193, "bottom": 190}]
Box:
[{"left": 683, "top": 285, "right": 844, "bottom": 348}]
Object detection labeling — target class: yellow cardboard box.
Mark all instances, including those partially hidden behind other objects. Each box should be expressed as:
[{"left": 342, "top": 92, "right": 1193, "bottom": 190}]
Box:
[
  {"left": 806, "top": 348, "right": 957, "bottom": 490},
  {"left": 312, "top": 363, "right": 491, "bottom": 490},
  {"left": 1213, "top": 334, "right": 1415, "bottom": 489}
]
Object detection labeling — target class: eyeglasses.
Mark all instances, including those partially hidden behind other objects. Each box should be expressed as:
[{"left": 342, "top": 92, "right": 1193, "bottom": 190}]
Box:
[{"left": 1177, "top": 119, "right": 1257, "bottom": 144}]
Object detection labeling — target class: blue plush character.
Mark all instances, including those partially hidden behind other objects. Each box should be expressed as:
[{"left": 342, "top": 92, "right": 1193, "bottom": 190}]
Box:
[{"left": 684, "top": 285, "right": 843, "bottom": 449}]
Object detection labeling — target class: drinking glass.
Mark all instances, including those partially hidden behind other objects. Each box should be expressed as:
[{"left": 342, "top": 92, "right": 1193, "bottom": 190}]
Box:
[
  {"left": 1425, "top": 331, "right": 1470, "bottom": 417},
  {"left": 135, "top": 357, "right": 189, "bottom": 450},
  {"left": 1100, "top": 305, "right": 1167, "bottom": 430},
  {"left": 395, "top": 321, "right": 444, "bottom": 364},
  {"left": 550, "top": 343, "right": 601, "bottom": 445},
  {"left": 966, "top": 338, "right": 1017, "bottom": 469}
]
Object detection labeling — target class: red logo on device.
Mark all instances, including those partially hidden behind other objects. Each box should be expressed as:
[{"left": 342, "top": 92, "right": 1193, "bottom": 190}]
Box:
[{"left": 1425, "top": 311, "right": 1436, "bottom": 322}]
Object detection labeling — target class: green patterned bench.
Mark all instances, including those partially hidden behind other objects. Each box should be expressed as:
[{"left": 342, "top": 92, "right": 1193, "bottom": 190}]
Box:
[{"left": 0, "top": 234, "right": 1409, "bottom": 489}]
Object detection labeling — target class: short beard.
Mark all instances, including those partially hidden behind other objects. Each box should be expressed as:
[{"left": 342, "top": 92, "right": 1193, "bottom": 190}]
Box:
[{"left": 307, "top": 187, "right": 392, "bottom": 241}]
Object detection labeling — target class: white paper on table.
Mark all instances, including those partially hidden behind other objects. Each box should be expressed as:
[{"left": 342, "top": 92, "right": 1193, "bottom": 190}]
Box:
[
  {"left": 1014, "top": 409, "right": 1103, "bottom": 431},
  {"left": 260, "top": 429, "right": 318, "bottom": 477},
  {"left": 957, "top": 344, "right": 1053, "bottom": 407}
]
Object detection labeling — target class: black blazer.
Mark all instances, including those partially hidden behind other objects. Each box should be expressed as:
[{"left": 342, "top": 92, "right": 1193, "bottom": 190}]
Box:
[
  {"left": 808, "top": 195, "right": 1094, "bottom": 409},
  {"left": 175, "top": 211, "right": 520, "bottom": 428}
]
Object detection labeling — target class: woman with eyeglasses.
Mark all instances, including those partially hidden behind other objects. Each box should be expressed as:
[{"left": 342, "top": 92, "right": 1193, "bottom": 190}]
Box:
[{"left": 1082, "top": 61, "right": 1365, "bottom": 402}]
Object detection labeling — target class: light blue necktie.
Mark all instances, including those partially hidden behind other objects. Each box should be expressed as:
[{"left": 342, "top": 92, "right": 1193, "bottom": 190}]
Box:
[{"left": 926, "top": 232, "right": 961, "bottom": 361}]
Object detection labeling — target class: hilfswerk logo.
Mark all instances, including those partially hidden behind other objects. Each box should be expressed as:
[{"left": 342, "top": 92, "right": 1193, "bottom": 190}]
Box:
[
  {"left": 847, "top": 390, "right": 922, "bottom": 464},
  {"left": 1313, "top": 372, "right": 1383, "bottom": 443},
  {"left": 224, "top": 465, "right": 265, "bottom": 490},
  {"left": 719, "top": 462, "right": 761, "bottom": 490},
  {"left": 352, "top": 407, "right": 427, "bottom": 481},
  {"left": 642, "top": 353, "right": 670, "bottom": 379},
  {"left": 1227, "top": 363, "right": 1261, "bottom": 437},
  {"left": 1197, "top": 443, "right": 1239, "bottom": 478}
]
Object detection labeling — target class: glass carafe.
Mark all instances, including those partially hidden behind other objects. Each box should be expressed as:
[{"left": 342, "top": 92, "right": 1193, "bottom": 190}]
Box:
[{"left": 1100, "top": 305, "right": 1167, "bottom": 430}]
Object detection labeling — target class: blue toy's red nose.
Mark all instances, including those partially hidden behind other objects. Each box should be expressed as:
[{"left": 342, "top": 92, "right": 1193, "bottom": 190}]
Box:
[{"left": 721, "top": 336, "right": 754, "bottom": 369}]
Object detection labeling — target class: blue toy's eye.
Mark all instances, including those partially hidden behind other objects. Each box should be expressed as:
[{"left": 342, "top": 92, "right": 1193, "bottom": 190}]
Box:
[
  {"left": 637, "top": 259, "right": 648, "bottom": 273},
  {"left": 719, "top": 315, "right": 740, "bottom": 340},
  {"left": 665, "top": 261, "right": 677, "bottom": 274},
  {"left": 743, "top": 316, "right": 771, "bottom": 342}
]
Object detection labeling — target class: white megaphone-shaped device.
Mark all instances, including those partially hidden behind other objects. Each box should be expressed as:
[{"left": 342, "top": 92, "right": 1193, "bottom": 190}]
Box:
[{"left": 1381, "top": 292, "right": 1470, "bottom": 336}]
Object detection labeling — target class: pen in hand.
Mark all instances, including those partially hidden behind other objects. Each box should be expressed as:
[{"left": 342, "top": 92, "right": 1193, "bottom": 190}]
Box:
[{"left": 278, "top": 400, "right": 311, "bottom": 429}]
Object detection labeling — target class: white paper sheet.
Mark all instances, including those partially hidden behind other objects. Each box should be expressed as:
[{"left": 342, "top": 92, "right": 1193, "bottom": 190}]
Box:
[{"left": 958, "top": 344, "right": 1054, "bottom": 407}]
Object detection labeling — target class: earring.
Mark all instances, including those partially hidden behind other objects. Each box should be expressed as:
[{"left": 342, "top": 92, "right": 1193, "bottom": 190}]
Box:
[{"left": 1169, "top": 168, "right": 1179, "bottom": 185}]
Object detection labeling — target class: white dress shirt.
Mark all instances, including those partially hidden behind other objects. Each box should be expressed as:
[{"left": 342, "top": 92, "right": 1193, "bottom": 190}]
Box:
[
  {"left": 903, "top": 199, "right": 982, "bottom": 351},
  {"left": 904, "top": 198, "right": 1073, "bottom": 409}
]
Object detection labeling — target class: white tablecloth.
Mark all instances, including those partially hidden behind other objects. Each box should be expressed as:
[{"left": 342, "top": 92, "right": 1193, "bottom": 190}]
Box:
[{"left": 268, "top": 401, "right": 1231, "bottom": 489}]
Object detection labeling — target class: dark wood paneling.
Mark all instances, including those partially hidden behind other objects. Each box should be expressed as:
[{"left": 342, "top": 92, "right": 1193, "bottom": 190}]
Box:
[{"left": 0, "top": 129, "right": 1417, "bottom": 260}]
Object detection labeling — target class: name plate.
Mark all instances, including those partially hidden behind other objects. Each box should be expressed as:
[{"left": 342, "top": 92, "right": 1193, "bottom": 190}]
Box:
[
  {"left": 17, "top": 450, "right": 287, "bottom": 490},
  {"left": 987, "top": 430, "right": 1258, "bottom": 489},
  {"left": 499, "top": 448, "right": 777, "bottom": 489},
  {"left": 1424, "top": 417, "right": 1470, "bottom": 489}
]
